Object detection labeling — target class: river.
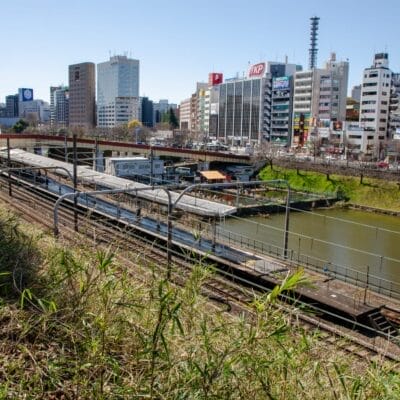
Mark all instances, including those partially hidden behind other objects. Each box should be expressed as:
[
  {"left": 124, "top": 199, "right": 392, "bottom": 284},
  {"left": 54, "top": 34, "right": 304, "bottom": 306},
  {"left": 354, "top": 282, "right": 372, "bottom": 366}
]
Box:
[{"left": 220, "top": 208, "right": 400, "bottom": 289}]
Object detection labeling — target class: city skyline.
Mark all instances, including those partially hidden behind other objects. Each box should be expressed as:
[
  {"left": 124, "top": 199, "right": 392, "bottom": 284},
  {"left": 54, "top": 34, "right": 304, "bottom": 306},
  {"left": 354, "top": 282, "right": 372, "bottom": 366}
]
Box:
[{"left": 1, "top": 0, "right": 399, "bottom": 105}]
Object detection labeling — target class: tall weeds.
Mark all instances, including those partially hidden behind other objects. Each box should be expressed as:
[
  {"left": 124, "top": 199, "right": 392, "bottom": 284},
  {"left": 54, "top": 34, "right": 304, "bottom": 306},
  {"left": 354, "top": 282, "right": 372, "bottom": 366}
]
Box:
[{"left": 0, "top": 209, "right": 398, "bottom": 398}]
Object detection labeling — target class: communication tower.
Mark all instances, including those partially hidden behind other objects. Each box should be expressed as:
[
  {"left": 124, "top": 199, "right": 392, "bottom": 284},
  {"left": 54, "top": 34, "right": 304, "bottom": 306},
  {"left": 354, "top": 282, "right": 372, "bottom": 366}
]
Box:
[{"left": 309, "top": 16, "right": 320, "bottom": 69}]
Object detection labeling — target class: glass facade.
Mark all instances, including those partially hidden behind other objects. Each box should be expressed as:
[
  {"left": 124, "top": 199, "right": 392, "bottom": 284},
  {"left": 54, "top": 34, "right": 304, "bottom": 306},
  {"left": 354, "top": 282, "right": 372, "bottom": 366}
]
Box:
[
  {"left": 226, "top": 83, "right": 234, "bottom": 137},
  {"left": 250, "top": 80, "right": 261, "bottom": 140},
  {"left": 233, "top": 81, "right": 243, "bottom": 137},
  {"left": 218, "top": 78, "right": 264, "bottom": 144},
  {"left": 242, "top": 81, "right": 251, "bottom": 138},
  {"left": 218, "top": 85, "right": 226, "bottom": 140},
  {"left": 97, "top": 55, "right": 139, "bottom": 127}
]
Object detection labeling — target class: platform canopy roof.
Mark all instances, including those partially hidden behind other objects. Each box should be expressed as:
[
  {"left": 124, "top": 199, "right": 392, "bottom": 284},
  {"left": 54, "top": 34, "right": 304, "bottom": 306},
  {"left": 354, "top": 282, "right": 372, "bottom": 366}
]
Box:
[{"left": 1, "top": 148, "right": 237, "bottom": 217}]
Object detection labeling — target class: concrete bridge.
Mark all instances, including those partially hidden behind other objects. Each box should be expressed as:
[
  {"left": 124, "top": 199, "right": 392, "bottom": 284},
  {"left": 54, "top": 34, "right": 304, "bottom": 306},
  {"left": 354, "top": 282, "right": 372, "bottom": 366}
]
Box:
[{"left": 0, "top": 134, "right": 252, "bottom": 165}]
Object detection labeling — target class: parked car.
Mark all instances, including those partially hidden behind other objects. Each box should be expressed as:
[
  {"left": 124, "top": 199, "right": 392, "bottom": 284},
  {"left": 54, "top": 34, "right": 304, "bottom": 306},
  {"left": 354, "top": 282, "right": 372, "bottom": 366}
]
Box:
[{"left": 376, "top": 161, "right": 389, "bottom": 169}]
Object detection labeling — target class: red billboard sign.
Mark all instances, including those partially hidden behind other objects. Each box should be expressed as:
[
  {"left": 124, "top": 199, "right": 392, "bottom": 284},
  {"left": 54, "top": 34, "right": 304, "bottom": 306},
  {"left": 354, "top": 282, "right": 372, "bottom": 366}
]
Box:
[
  {"left": 208, "top": 73, "right": 223, "bottom": 86},
  {"left": 248, "top": 62, "right": 266, "bottom": 77}
]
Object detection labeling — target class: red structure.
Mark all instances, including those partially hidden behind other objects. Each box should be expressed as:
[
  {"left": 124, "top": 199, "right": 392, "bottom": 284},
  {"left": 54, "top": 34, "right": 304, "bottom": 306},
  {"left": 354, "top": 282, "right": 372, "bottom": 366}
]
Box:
[{"left": 208, "top": 73, "right": 223, "bottom": 86}]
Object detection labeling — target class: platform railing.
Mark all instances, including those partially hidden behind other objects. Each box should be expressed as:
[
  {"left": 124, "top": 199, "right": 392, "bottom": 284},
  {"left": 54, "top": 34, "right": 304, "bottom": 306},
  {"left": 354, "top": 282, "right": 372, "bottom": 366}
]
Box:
[{"left": 215, "top": 226, "right": 400, "bottom": 300}]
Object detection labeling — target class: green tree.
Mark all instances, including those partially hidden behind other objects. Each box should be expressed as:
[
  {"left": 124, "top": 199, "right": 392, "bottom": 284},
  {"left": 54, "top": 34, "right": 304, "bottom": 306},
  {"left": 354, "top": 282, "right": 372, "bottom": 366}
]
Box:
[
  {"left": 12, "top": 119, "right": 29, "bottom": 133},
  {"left": 161, "top": 108, "right": 179, "bottom": 129}
]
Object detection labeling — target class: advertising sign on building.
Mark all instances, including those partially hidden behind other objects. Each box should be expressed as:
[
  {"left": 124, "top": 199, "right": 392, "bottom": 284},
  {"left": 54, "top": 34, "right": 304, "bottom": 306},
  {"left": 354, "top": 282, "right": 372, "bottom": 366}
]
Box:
[
  {"left": 272, "top": 76, "right": 290, "bottom": 90},
  {"left": 18, "top": 88, "right": 34, "bottom": 102},
  {"left": 208, "top": 73, "right": 223, "bottom": 86},
  {"left": 248, "top": 62, "right": 266, "bottom": 78},
  {"left": 293, "top": 112, "right": 311, "bottom": 146}
]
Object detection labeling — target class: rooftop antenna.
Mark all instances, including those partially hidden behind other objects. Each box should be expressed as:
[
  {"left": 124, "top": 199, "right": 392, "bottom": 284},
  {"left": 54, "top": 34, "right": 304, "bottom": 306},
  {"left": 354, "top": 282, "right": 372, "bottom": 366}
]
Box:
[{"left": 309, "top": 16, "right": 320, "bottom": 69}]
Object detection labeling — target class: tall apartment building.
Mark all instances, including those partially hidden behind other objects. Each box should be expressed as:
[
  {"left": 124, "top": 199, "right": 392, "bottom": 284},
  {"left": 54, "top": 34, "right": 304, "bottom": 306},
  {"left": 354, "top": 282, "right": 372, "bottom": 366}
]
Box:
[
  {"left": 50, "top": 86, "right": 61, "bottom": 126},
  {"left": 292, "top": 53, "right": 349, "bottom": 146},
  {"left": 50, "top": 86, "right": 69, "bottom": 128},
  {"left": 68, "top": 62, "right": 96, "bottom": 130},
  {"left": 359, "top": 53, "right": 392, "bottom": 155},
  {"left": 196, "top": 88, "right": 210, "bottom": 135},
  {"left": 319, "top": 53, "right": 349, "bottom": 121},
  {"left": 179, "top": 98, "right": 191, "bottom": 131},
  {"left": 188, "top": 83, "right": 208, "bottom": 135},
  {"left": 97, "top": 55, "right": 139, "bottom": 128},
  {"left": 269, "top": 76, "right": 294, "bottom": 145},
  {"left": 389, "top": 72, "right": 400, "bottom": 138}
]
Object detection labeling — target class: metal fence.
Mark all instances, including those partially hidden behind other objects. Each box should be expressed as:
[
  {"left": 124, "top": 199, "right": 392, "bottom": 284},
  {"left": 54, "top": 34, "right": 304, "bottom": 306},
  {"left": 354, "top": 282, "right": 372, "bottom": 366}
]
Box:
[{"left": 214, "top": 225, "right": 400, "bottom": 300}]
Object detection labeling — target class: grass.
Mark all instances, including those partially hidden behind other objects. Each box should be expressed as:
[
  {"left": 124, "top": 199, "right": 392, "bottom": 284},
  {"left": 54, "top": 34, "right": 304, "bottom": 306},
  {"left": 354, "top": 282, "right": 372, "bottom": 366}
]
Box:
[
  {"left": 259, "top": 165, "right": 400, "bottom": 212},
  {"left": 0, "top": 207, "right": 399, "bottom": 398}
]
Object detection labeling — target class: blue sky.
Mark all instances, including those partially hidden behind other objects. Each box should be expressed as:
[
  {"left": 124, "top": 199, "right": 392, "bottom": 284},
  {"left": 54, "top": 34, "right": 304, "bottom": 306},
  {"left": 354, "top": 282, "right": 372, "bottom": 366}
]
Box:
[{"left": 1, "top": 0, "right": 399, "bottom": 105}]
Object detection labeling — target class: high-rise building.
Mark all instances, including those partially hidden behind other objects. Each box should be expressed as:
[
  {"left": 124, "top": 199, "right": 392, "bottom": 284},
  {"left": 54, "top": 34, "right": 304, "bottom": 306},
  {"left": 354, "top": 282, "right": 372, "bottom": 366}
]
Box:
[
  {"left": 50, "top": 86, "right": 69, "bottom": 128},
  {"left": 50, "top": 86, "right": 61, "bottom": 126},
  {"left": 389, "top": 72, "right": 400, "bottom": 138},
  {"left": 140, "top": 97, "right": 154, "bottom": 127},
  {"left": 217, "top": 61, "right": 299, "bottom": 146},
  {"left": 179, "top": 98, "right": 191, "bottom": 131},
  {"left": 359, "top": 53, "right": 392, "bottom": 153},
  {"left": 5, "top": 94, "right": 19, "bottom": 117},
  {"left": 292, "top": 53, "right": 349, "bottom": 146},
  {"left": 68, "top": 62, "right": 96, "bottom": 130},
  {"left": 97, "top": 55, "right": 139, "bottom": 128},
  {"left": 269, "top": 76, "right": 294, "bottom": 146},
  {"left": 321, "top": 53, "right": 349, "bottom": 121},
  {"left": 188, "top": 83, "right": 208, "bottom": 135}
]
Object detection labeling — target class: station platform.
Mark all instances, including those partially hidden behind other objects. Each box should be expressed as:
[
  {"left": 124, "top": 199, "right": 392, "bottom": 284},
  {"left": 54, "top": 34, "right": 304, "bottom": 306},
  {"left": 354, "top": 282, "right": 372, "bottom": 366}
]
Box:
[{"left": 0, "top": 148, "right": 237, "bottom": 217}]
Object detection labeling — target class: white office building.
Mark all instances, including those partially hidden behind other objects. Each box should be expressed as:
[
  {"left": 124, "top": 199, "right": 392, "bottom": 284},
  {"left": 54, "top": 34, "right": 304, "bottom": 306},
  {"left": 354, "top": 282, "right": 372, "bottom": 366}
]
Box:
[
  {"left": 97, "top": 55, "right": 140, "bottom": 128},
  {"left": 359, "top": 53, "right": 392, "bottom": 156}
]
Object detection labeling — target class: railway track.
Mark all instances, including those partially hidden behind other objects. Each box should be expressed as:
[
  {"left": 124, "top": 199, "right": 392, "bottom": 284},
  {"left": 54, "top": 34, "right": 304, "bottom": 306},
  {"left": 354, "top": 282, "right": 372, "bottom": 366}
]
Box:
[{"left": 0, "top": 175, "right": 400, "bottom": 365}]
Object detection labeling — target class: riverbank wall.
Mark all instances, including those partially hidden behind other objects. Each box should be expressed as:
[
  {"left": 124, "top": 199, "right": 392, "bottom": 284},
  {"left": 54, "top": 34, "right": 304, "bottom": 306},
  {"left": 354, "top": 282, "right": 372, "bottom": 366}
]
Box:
[
  {"left": 345, "top": 203, "right": 400, "bottom": 217},
  {"left": 236, "top": 197, "right": 339, "bottom": 217}
]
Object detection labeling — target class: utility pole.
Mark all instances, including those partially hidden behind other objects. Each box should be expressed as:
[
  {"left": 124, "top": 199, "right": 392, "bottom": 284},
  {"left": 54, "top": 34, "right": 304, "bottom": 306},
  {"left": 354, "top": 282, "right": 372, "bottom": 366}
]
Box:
[
  {"left": 73, "top": 134, "right": 78, "bottom": 232},
  {"left": 7, "top": 137, "right": 12, "bottom": 197},
  {"left": 283, "top": 185, "right": 291, "bottom": 258},
  {"left": 150, "top": 146, "right": 154, "bottom": 186}
]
